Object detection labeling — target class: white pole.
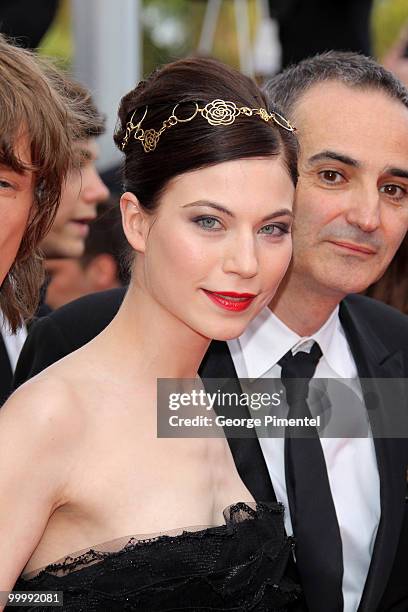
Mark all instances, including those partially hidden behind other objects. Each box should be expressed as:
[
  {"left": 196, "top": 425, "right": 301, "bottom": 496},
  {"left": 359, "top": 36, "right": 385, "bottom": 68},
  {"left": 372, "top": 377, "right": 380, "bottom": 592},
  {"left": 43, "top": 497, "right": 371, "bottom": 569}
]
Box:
[
  {"left": 198, "top": 0, "right": 223, "bottom": 55},
  {"left": 234, "top": 0, "right": 254, "bottom": 76},
  {"left": 71, "top": 0, "right": 141, "bottom": 171}
]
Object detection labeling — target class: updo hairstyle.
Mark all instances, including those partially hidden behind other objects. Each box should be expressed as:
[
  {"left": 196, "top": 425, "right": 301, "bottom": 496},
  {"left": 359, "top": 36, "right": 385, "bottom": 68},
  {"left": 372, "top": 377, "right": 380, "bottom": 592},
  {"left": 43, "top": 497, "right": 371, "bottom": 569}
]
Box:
[{"left": 114, "top": 57, "right": 298, "bottom": 214}]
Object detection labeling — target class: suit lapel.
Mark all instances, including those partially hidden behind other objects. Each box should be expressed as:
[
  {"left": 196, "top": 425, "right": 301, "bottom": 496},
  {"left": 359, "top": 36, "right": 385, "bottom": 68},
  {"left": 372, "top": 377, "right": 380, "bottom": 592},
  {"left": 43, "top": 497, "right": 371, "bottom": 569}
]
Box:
[
  {"left": 340, "top": 299, "right": 407, "bottom": 612},
  {"left": 199, "top": 340, "right": 277, "bottom": 503}
]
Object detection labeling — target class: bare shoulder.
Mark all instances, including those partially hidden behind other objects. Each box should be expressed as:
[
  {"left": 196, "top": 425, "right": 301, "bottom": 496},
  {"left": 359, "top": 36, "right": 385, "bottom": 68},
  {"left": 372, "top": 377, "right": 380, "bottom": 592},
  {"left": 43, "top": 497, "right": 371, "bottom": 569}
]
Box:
[
  {"left": 0, "top": 363, "right": 90, "bottom": 495},
  {"left": 0, "top": 371, "right": 84, "bottom": 592},
  {"left": 1, "top": 370, "right": 83, "bottom": 444}
]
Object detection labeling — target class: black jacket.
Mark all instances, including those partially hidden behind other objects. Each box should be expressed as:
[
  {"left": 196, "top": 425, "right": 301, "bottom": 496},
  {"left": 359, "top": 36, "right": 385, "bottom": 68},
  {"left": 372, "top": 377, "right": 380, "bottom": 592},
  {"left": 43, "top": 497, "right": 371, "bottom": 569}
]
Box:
[
  {"left": 269, "top": 0, "right": 373, "bottom": 68},
  {"left": 12, "top": 288, "right": 408, "bottom": 612}
]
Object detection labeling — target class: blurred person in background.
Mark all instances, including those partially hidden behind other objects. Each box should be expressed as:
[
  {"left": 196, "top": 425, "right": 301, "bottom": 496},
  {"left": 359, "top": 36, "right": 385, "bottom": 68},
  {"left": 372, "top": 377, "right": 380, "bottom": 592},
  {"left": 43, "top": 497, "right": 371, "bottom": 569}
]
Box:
[
  {"left": 364, "top": 234, "right": 408, "bottom": 313},
  {"left": 45, "top": 202, "right": 129, "bottom": 310},
  {"left": 0, "top": 0, "right": 59, "bottom": 49},
  {"left": 363, "top": 22, "right": 408, "bottom": 314},
  {"left": 269, "top": 0, "right": 374, "bottom": 68},
  {"left": 382, "top": 22, "right": 408, "bottom": 86},
  {"left": 40, "top": 81, "right": 109, "bottom": 263}
]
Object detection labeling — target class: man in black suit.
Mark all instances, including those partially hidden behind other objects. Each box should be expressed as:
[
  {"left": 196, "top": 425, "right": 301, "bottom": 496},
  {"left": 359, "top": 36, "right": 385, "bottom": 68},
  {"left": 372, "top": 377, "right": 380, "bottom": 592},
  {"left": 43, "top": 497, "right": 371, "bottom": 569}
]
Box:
[
  {"left": 269, "top": 0, "right": 373, "bottom": 68},
  {"left": 0, "top": 0, "right": 59, "bottom": 50},
  {"left": 13, "top": 52, "right": 408, "bottom": 612}
]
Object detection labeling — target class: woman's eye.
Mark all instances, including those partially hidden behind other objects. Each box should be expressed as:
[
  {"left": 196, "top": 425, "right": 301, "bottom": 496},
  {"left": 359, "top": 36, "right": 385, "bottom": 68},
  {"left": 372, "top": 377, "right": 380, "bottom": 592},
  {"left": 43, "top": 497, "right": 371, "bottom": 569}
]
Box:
[
  {"left": 380, "top": 184, "right": 407, "bottom": 200},
  {"left": 318, "top": 170, "right": 344, "bottom": 184},
  {"left": 0, "top": 179, "right": 12, "bottom": 189},
  {"left": 259, "top": 223, "right": 289, "bottom": 236},
  {"left": 194, "top": 216, "right": 222, "bottom": 230}
]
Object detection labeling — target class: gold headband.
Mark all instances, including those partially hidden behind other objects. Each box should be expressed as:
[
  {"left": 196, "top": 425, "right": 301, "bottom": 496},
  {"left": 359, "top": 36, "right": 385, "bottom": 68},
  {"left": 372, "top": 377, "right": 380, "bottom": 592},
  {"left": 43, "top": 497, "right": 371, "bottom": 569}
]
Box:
[{"left": 121, "top": 99, "right": 296, "bottom": 152}]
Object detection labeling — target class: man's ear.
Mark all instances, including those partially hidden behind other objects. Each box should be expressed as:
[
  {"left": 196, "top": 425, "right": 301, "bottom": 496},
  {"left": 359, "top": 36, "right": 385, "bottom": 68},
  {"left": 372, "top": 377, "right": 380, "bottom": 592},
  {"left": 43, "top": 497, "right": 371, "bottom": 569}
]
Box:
[{"left": 120, "top": 191, "right": 150, "bottom": 253}]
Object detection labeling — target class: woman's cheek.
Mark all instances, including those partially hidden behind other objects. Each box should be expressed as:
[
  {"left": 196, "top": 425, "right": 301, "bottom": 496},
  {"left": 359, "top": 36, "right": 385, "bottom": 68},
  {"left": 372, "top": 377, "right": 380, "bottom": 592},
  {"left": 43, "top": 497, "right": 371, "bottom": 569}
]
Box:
[{"left": 165, "top": 230, "right": 215, "bottom": 272}]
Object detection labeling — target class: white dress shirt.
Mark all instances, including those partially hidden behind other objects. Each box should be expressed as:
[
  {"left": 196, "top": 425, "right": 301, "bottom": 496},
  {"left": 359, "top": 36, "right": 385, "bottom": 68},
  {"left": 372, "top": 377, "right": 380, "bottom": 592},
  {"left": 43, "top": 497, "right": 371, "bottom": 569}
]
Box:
[
  {"left": 228, "top": 306, "right": 381, "bottom": 612},
  {"left": 0, "top": 314, "right": 27, "bottom": 372}
]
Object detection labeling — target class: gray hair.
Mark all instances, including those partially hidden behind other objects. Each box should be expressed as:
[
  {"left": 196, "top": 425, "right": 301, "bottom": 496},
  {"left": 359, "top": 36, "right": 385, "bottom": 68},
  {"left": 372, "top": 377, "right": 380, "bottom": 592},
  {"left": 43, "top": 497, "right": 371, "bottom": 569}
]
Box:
[{"left": 263, "top": 51, "right": 408, "bottom": 116}]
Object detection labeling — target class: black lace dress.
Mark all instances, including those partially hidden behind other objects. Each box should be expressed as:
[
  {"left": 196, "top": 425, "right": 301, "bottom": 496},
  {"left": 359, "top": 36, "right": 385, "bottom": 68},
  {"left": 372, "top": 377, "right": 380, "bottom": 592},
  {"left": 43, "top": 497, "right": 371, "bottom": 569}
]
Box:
[{"left": 11, "top": 502, "right": 302, "bottom": 611}]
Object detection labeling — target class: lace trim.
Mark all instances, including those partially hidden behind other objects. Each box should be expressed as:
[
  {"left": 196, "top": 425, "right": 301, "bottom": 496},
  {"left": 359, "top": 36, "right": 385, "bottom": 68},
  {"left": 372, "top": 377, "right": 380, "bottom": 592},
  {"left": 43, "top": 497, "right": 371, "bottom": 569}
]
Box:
[{"left": 22, "top": 501, "right": 285, "bottom": 580}]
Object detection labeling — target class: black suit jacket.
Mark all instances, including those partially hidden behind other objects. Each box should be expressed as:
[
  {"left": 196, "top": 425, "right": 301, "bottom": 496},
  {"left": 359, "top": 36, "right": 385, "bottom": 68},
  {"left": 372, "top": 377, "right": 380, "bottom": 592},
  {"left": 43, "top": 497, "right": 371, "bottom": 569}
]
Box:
[
  {"left": 268, "top": 0, "right": 373, "bottom": 68},
  {"left": 12, "top": 288, "right": 408, "bottom": 612},
  {"left": 0, "top": 286, "right": 51, "bottom": 407},
  {"left": 0, "top": 0, "right": 59, "bottom": 49}
]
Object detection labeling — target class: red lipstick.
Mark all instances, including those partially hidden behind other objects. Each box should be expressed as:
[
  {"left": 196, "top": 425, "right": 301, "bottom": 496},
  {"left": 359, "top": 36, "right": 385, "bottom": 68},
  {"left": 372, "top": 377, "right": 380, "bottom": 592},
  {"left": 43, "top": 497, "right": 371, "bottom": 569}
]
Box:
[{"left": 203, "top": 290, "right": 257, "bottom": 312}]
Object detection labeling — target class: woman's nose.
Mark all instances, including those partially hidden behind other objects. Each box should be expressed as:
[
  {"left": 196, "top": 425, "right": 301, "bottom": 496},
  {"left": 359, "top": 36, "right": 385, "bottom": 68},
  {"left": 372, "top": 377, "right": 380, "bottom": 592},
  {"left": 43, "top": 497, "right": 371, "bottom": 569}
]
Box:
[{"left": 222, "top": 234, "right": 258, "bottom": 278}]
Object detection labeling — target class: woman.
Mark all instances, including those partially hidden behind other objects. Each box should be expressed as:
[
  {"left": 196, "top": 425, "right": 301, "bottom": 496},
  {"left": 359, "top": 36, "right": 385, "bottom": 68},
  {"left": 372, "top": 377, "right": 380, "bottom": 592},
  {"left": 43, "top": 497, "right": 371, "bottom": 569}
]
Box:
[{"left": 1, "top": 57, "right": 301, "bottom": 610}]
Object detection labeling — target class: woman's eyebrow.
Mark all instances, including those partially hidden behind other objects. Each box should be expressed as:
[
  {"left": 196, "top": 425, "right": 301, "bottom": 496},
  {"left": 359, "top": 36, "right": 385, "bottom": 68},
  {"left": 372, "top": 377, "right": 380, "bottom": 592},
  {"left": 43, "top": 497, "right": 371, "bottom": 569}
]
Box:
[
  {"left": 259, "top": 209, "right": 293, "bottom": 222},
  {"left": 182, "top": 200, "right": 293, "bottom": 221},
  {"left": 182, "top": 200, "right": 234, "bottom": 217}
]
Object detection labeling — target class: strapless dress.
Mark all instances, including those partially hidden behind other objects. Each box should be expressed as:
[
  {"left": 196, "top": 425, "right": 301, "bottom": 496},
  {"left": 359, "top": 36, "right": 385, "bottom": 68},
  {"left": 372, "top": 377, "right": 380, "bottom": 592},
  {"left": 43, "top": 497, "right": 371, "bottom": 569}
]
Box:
[{"left": 10, "top": 502, "right": 302, "bottom": 611}]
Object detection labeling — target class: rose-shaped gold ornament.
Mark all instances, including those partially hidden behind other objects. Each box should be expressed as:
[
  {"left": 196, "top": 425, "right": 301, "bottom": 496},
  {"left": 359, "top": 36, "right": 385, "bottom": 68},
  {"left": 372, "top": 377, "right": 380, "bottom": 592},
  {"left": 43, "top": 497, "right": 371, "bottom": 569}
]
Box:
[
  {"left": 142, "top": 129, "right": 160, "bottom": 152},
  {"left": 200, "top": 99, "right": 240, "bottom": 126}
]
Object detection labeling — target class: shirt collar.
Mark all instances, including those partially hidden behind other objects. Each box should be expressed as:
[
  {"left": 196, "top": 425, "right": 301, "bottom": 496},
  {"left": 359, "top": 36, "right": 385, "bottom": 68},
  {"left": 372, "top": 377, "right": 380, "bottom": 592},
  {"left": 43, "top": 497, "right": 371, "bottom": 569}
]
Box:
[{"left": 234, "top": 305, "right": 341, "bottom": 379}]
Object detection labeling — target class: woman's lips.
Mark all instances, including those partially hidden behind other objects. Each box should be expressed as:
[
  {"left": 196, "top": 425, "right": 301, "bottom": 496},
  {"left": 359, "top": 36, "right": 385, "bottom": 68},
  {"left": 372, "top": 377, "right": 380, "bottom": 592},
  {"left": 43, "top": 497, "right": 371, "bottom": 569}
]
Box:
[{"left": 202, "top": 290, "right": 257, "bottom": 312}]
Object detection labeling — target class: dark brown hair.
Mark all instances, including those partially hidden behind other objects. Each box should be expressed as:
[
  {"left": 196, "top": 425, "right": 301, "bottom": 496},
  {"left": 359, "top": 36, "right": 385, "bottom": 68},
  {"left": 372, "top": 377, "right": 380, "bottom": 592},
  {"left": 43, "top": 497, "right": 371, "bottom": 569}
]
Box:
[
  {"left": 81, "top": 201, "right": 129, "bottom": 286},
  {"left": 364, "top": 236, "right": 408, "bottom": 315},
  {"left": 0, "top": 35, "right": 104, "bottom": 331},
  {"left": 114, "top": 57, "right": 298, "bottom": 215},
  {"left": 61, "top": 77, "right": 105, "bottom": 141}
]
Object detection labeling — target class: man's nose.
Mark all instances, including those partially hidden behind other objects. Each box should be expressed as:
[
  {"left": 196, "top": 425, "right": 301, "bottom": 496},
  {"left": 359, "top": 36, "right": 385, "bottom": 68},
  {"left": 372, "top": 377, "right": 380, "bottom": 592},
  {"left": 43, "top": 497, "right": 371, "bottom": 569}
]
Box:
[
  {"left": 222, "top": 233, "right": 258, "bottom": 278},
  {"left": 84, "top": 169, "right": 110, "bottom": 204},
  {"left": 344, "top": 186, "right": 381, "bottom": 233}
]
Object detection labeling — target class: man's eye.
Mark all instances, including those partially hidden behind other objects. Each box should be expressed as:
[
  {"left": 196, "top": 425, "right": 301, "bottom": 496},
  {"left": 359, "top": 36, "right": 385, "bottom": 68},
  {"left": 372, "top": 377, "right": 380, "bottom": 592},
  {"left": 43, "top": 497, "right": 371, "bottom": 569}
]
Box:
[
  {"left": 380, "top": 184, "right": 407, "bottom": 200},
  {"left": 318, "top": 170, "right": 344, "bottom": 184},
  {"left": 193, "top": 216, "right": 222, "bottom": 230}
]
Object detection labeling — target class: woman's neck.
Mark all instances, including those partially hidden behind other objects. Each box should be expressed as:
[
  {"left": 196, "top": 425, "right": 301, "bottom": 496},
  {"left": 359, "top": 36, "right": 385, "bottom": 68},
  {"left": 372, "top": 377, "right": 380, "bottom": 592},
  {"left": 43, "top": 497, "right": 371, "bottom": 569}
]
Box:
[{"left": 98, "top": 282, "right": 211, "bottom": 380}]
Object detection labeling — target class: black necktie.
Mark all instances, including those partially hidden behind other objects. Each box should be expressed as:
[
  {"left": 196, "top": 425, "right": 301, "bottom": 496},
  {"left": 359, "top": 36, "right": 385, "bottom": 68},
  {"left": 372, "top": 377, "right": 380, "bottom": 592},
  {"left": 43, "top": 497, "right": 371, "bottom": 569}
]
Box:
[{"left": 279, "top": 342, "right": 344, "bottom": 612}]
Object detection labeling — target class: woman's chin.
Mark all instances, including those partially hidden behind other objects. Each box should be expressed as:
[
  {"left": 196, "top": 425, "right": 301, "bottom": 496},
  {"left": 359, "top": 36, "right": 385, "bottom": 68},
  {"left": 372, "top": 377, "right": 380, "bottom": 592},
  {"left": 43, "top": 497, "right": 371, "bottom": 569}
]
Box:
[{"left": 202, "top": 321, "right": 250, "bottom": 342}]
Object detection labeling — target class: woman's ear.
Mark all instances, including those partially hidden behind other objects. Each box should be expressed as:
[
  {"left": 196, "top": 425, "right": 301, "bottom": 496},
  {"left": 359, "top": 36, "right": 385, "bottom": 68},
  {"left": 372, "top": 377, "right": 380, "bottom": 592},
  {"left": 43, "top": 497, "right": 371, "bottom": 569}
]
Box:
[{"left": 120, "top": 192, "right": 150, "bottom": 253}]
